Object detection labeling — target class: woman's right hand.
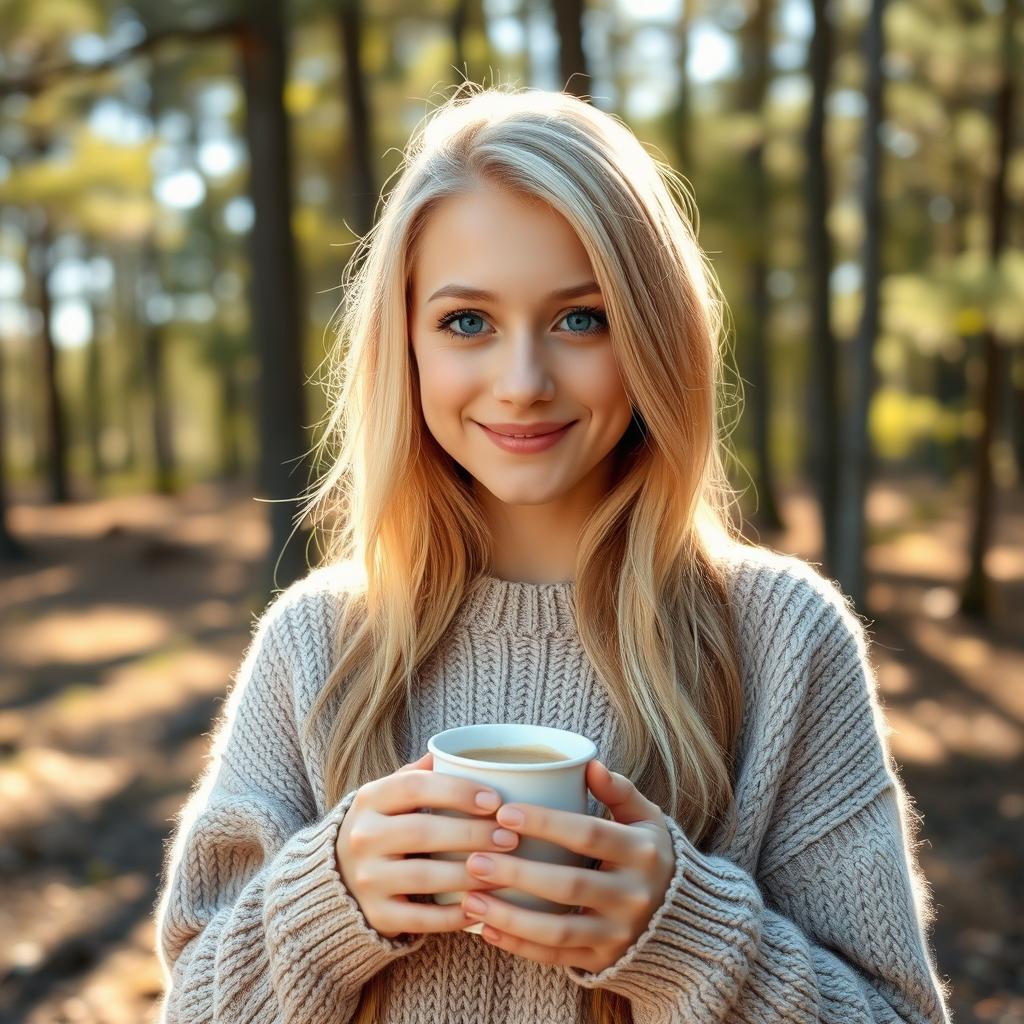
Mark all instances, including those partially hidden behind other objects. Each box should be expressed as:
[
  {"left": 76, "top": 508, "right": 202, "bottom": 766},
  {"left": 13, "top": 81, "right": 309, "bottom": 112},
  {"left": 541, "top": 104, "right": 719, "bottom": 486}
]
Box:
[{"left": 335, "top": 751, "right": 520, "bottom": 938}]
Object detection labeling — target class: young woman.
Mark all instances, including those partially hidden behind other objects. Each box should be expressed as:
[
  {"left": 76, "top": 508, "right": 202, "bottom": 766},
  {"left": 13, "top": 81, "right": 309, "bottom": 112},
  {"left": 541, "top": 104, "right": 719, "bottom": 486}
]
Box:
[{"left": 155, "top": 84, "right": 952, "bottom": 1024}]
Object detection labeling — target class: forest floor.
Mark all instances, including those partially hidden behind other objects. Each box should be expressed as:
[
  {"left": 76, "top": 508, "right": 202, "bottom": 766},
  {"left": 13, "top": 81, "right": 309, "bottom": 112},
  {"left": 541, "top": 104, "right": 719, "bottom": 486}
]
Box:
[{"left": 0, "top": 476, "right": 1021, "bottom": 1024}]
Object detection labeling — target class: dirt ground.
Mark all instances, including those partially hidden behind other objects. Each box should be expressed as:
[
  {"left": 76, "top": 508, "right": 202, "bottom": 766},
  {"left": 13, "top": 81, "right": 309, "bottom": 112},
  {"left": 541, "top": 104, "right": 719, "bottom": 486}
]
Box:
[{"left": 0, "top": 477, "right": 1021, "bottom": 1024}]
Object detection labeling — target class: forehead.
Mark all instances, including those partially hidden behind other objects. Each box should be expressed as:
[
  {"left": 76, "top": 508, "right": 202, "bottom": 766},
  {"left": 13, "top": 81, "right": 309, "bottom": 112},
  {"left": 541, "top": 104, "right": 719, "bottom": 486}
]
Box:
[{"left": 410, "top": 186, "right": 596, "bottom": 303}]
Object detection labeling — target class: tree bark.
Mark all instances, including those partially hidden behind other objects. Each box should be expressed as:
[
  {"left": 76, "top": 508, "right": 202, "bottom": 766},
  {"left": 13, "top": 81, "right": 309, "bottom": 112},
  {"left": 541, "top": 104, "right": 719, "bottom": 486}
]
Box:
[
  {"left": 85, "top": 291, "right": 105, "bottom": 488},
  {"left": 1011, "top": 349, "right": 1024, "bottom": 478},
  {"left": 237, "top": 3, "right": 312, "bottom": 592},
  {"left": 140, "top": 305, "right": 176, "bottom": 495},
  {"left": 217, "top": 343, "right": 243, "bottom": 481},
  {"left": 112, "top": 247, "right": 140, "bottom": 475},
  {"left": 34, "top": 217, "right": 71, "bottom": 504},
  {"left": 553, "top": 0, "right": 590, "bottom": 98},
  {"left": 145, "top": 63, "right": 177, "bottom": 496},
  {"left": 337, "top": 0, "right": 377, "bottom": 238},
  {"left": 0, "top": 323, "right": 27, "bottom": 559},
  {"left": 833, "top": 0, "right": 886, "bottom": 611},
  {"left": 741, "top": 0, "right": 784, "bottom": 535},
  {"left": 805, "top": 0, "right": 839, "bottom": 572},
  {"left": 670, "top": 0, "right": 694, "bottom": 174},
  {"left": 960, "top": 0, "right": 1016, "bottom": 619}
]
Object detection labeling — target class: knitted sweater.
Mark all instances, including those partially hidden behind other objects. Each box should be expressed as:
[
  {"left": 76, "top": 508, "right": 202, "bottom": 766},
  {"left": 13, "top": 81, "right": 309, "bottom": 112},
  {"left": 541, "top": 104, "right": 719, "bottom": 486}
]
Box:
[{"left": 154, "top": 547, "right": 952, "bottom": 1024}]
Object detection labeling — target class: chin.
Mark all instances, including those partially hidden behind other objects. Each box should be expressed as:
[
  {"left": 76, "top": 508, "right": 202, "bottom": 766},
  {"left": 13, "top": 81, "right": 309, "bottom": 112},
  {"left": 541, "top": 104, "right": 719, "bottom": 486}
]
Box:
[{"left": 476, "top": 478, "right": 570, "bottom": 506}]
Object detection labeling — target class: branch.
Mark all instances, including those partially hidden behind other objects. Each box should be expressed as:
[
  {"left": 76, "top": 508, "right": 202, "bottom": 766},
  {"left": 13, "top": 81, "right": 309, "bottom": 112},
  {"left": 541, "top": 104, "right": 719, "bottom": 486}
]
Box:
[{"left": 0, "top": 19, "right": 248, "bottom": 98}]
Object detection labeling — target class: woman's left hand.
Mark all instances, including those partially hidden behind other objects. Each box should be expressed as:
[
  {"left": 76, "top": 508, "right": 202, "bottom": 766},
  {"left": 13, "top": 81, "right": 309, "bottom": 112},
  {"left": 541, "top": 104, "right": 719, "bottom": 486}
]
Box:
[{"left": 461, "top": 759, "right": 676, "bottom": 973}]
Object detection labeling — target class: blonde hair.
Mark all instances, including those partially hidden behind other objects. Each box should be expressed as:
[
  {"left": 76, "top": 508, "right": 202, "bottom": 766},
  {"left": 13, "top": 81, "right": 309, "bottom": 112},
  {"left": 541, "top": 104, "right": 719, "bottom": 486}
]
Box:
[{"left": 298, "top": 82, "right": 750, "bottom": 1024}]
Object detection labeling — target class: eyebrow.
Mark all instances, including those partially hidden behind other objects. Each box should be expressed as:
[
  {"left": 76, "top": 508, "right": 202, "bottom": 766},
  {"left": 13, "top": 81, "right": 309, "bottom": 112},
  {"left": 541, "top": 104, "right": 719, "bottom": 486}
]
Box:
[{"left": 427, "top": 281, "right": 602, "bottom": 303}]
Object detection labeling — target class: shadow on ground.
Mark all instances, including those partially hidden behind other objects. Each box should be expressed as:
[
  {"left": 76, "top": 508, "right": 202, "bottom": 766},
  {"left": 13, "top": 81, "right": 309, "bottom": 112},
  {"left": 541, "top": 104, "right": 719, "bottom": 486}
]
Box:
[{"left": 0, "top": 477, "right": 1021, "bottom": 1024}]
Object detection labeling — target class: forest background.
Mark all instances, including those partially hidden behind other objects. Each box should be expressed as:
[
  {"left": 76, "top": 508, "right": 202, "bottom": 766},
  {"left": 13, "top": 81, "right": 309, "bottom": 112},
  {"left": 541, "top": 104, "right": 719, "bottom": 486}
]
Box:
[{"left": 0, "top": 0, "right": 1021, "bottom": 1022}]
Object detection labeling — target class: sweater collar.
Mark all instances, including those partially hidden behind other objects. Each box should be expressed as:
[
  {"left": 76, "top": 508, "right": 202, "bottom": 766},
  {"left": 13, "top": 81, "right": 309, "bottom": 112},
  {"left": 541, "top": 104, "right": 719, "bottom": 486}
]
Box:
[{"left": 454, "top": 573, "right": 577, "bottom": 637}]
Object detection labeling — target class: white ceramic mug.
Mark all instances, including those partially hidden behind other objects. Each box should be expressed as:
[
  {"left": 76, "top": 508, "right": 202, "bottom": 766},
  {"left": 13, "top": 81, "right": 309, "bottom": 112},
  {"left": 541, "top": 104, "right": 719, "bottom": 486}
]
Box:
[{"left": 426, "top": 722, "right": 597, "bottom": 934}]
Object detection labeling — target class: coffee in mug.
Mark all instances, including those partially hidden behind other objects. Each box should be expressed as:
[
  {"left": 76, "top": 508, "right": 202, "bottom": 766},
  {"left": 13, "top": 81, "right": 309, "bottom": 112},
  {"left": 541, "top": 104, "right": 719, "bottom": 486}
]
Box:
[{"left": 454, "top": 744, "right": 570, "bottom": 764}]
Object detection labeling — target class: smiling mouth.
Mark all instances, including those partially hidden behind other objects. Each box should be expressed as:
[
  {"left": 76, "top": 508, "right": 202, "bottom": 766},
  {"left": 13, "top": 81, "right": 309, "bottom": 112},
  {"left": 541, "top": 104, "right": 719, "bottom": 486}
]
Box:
[{"left": 476, "top": 422, "right": 576, "bottom": 438}]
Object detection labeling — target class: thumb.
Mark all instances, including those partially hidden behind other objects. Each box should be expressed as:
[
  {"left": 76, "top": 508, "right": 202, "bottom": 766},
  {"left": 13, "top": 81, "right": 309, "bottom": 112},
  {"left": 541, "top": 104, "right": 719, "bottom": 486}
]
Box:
[{"left": 587, "top": 759, "right": 659, "bottom": 825}]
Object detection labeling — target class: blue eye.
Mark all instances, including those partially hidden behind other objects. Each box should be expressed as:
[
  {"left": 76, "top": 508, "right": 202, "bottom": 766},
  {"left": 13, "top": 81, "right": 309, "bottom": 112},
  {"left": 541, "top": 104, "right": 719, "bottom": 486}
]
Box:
[
  {"left": 435, "top": 305, "right": 609, "bottom": 340},
  {"left": 438, "top": 311, "right": 488, "bottom": 336}
]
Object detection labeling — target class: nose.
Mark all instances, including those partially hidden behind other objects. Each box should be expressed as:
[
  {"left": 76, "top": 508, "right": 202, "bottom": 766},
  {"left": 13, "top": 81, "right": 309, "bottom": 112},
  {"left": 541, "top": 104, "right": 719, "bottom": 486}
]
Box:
[{"left": 490, "top": 331, "right": 555, "bottom": 404}]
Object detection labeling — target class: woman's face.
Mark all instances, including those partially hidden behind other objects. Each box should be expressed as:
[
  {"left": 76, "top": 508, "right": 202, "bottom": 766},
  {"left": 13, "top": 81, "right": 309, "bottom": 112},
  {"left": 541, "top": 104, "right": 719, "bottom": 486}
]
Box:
[{"left": 408, "top": 184, "right": 634, "bottom": 513}]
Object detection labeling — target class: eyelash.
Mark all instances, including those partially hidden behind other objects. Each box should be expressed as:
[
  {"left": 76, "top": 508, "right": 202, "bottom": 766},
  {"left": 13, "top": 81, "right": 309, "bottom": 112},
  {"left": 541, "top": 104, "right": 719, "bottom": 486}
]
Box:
[{"left": 434, "top": 305, "right": 609, "bottom": 340}]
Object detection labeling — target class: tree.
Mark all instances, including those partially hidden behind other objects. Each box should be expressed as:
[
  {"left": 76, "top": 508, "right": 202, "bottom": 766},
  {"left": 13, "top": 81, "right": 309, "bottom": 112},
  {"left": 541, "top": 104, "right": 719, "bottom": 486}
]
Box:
[
  {"left": 806, "top": 0, "right": 840, "bottom": 574},
  {"left": 552, "top": 0, "right": 590, "bottom": 97},
  {"left": 238, "top": 0, "right": 313, "bottom": 591},
  {"left": 336, "top": 0, "right": 376, "bottom": 238},
  {"left": 739, "top": 0, "right": 784, "bottom": 534},
  {"left": 0, "top": 327, "right": 27, "bottom": 560},
  {"left": 961, "top": 0, "right": 1018, "bottom": 618},
  {"left": 833, "top": 0, "right": 887, "bottom": 611},
  {"left": 32, "top": 211, "right": 72, "bottom": 503}
]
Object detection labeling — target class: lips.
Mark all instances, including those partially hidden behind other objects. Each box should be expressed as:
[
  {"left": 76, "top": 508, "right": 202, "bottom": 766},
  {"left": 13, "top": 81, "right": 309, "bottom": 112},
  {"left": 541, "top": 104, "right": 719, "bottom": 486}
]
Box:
[
  {"left": 479, "top": 421, "right": 574, "bottom": 437},
  {"left": 477, "top": 421, "right": 576, "bottom": 454}
]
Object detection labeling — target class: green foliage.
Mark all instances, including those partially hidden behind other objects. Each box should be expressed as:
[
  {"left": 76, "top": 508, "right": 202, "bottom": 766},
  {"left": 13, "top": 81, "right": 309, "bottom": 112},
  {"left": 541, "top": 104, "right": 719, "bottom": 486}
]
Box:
[{"left": 0, "top": 0, "right": 1018, "bottom": 499}]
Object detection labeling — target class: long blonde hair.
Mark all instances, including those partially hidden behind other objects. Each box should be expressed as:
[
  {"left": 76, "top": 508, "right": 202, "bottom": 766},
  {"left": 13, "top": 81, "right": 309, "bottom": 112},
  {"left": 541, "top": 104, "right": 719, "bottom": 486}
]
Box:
[{"left": 298, "top": 82, "right": 750, "bottom": 1024}]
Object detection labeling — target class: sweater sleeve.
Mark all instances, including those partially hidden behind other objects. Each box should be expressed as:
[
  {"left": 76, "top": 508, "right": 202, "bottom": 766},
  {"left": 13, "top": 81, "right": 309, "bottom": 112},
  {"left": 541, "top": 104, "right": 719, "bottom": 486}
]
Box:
[
  {"left": 154, "top": 595, "right": 426, "bottom": 1023},
  {"left": 562, "top": 583, "right": 952, "bottom": 1024}
]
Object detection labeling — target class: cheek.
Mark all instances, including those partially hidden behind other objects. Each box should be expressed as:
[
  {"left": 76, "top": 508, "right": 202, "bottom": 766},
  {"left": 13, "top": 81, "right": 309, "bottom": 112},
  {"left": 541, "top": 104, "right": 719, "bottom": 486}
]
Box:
[
  {"left": 415, "top": 349, "right": 479, "bottom": 425},
  {"left": 576, "top": 352, "right": 632, "bottom": 419}
]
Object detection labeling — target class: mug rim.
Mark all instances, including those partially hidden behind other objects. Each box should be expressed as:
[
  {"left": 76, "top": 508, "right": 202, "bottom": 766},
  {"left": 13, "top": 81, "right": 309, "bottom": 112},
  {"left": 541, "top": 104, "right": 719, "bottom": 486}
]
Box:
[{"left": 428, "top": 722, "right": 597, "bottom": 772}]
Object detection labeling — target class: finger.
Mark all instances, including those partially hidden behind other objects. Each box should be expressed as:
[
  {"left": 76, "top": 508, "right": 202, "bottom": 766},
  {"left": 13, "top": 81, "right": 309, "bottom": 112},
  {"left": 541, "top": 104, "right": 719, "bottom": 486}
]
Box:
[
  {"left": 461, "top": 891, "right": 614, "bottom": 948},
  {"left": 375, "top": 856, "right": 506, "bottom": 896},
  {"left": 367, "top": 769, "right": 502, "bottom": 817},
  {"left": 463, "top": 852, "right": 623, "bottom": 912},
  {"left": 477, "top": 922, "right": 603, "bottom": 972},
  {"left": 376, "top": 897, "right": 478, "bottom": 935},
  {"left": 493, "top": 802, "right": 641, "bottom": 865},
  {"left": 374, "top": 813, "right": 519, "bottom": 856}
]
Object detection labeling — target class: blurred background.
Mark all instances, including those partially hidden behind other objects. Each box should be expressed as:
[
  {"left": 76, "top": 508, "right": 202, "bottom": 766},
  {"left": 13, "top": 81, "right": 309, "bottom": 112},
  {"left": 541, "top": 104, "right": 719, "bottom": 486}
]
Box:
[{"left": 0, "top": 0, "right": 1021, "bottom": 1021}]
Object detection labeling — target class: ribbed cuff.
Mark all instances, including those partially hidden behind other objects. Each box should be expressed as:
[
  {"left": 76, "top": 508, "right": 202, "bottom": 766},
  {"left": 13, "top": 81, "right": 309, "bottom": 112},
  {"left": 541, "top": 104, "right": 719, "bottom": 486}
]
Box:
[
  {"left": 263, "top": 789, "right": 428, "bottom": 1002},
  {"left": 563, "top": 814, "right": 763, "bottom": 1014}
]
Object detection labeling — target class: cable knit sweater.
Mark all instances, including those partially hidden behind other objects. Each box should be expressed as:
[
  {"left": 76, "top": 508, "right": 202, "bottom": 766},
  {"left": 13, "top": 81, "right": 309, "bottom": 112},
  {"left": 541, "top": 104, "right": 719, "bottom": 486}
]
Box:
[{"left": 154, "top": 547, "right": 952, "bottom": 1024}]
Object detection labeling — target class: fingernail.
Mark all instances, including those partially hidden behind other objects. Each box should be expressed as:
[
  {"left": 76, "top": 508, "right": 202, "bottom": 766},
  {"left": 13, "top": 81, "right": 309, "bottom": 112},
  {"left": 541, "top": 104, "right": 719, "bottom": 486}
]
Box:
[
  {"left": 475, "top": 790, "right": 500, "bottom": 810},
  {"left": 464, "top": 894, "right": 487, "bottom": 915},
  {"left": 492, "top": 828, "right": 518, "bottom": 847},
  {"left": 497, "top": 806, "right": 524, "bottom": 827},
  {"left": 468, "top": 854, "right": 494, "bottom": 875}
]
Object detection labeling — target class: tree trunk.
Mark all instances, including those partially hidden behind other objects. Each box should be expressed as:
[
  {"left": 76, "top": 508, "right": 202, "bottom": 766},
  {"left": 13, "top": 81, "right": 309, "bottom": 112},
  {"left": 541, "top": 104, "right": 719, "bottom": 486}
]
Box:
[
  {"left": 0, "top": 328, "right": 27, "bottom": 559},
  {"left": 670, "top": 0, "right": 694, "bottom": 174},
  {"left": 218, "top": 349, "right": 243, "bottom": 481},
  {"left": 806, "top": 0, "right": 839, "bottom": 572},
  {"left": 145, "top": 65, "right": 177, "bottom": 496},
  {"left": 1011, "top": 349, "right": 1024, "bottom": 478},
  {"left": 960, "top": 0, "right": 1016, "bottom": 619},
  {"left": 85, "top": 293, "right": 105, "bottom": 488},
  {"left": 452, "top": 0, "right": 470, "bottom": 87},
  {"left": 112, "top": 247, "right": 140, "bottom": 475},
  {"left": 141, "top": 307, "right": 176, "bottom": 495},
  {"left": 741, "top": 0, "right": 783, "bottom": 535},
  {"left": 337, "top": 0, "right": 377, "bottom": 238},
  {"left": 553, "top": 0, "right": 589, "bottom": 98},
  {"left": 238, "top": 3, "right": 312, "bottom": 592},
  {"left": 833, "top": 0, "right": 886, "bottom": 612},
  {"left": 34, "top": 217, "right": 71, "bottom": 503}
]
